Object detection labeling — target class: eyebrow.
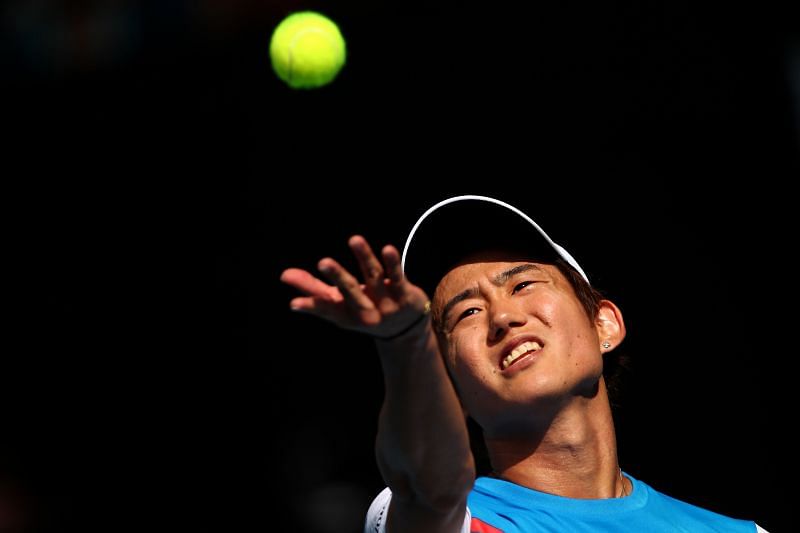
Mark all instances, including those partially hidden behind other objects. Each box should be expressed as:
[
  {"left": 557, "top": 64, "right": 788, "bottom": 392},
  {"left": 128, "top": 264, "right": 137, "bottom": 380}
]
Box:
[
  {"left": 441, "top": 287, "right": 480, "bottom": 325},
  {"left": 440, "top": 263, "right": 544, "bottom": 324},
  {"left": 491, "top": 263, "right": 543, "bottom": 286}
]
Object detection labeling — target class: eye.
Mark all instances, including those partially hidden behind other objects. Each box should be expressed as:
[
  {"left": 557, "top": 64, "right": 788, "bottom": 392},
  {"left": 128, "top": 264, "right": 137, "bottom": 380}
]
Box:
[
  {"left": 513, "top": 281, "right": 534, "bottom": 294},
  {"left": 457, "top": 308, "right": 480, "bottom": 322}
]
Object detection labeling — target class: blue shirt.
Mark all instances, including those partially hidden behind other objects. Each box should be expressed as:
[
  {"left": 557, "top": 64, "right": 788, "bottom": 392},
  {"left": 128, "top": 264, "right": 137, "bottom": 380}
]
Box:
[{"left": 467, "top": 473, "right": 757, "bottom": 532}]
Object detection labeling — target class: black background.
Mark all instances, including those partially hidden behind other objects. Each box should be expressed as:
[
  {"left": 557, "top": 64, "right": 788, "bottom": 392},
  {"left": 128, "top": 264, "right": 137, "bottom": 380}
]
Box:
[{"left": 3, "top": 1, "right": 798, "bottom": 532}]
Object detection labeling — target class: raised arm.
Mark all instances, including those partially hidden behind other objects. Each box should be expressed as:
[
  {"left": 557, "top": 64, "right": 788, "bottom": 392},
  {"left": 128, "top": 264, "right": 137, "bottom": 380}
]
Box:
[{"left": 281, "top": 235, "right": 474, "bottom": 533}]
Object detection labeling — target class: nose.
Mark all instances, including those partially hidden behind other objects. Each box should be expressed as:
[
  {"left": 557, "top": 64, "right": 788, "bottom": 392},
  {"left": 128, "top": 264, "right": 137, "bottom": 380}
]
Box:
[{"left": 488, "top": 300, "right": 527, "bottom": 342}]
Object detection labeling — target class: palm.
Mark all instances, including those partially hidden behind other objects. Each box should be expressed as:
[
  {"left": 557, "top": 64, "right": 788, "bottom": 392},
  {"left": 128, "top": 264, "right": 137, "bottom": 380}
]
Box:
[{"left": 280, "top": 235, "right": 430, "bottom": 338}]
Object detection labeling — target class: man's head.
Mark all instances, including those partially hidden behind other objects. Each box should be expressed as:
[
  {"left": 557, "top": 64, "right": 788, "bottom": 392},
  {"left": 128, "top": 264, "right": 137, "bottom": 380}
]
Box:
[{"left": 402, "top": 196, "right": 626, "bottom": 437}]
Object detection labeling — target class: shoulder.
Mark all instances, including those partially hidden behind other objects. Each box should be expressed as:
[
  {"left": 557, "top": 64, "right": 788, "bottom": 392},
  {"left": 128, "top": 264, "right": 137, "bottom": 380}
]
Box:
[{"left": 639, "top": 479, "right": 760, "bottom": 531}]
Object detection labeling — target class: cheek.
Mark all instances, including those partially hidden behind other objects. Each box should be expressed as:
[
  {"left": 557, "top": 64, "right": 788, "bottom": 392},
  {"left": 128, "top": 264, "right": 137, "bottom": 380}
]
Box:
[
  {"left": 535, "top": 297, "right": 558, "bottom": 319},
  {"left": 449, "top": 331, "right": 497, "bottom": 389},
  {"left": 565, "top": 322, "right": 597, "bottom": 352},
  {"left": 543, "top": 302, "right": 601, "bottom": 369},
  {"left": 564, "top": 324, "right": 603, "bottom": 377}
]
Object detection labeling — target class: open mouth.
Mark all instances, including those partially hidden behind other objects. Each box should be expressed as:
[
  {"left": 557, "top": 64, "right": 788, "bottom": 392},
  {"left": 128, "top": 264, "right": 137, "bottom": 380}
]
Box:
[{"left": 501, "top": 340, "right": 543, "bottom": 370}]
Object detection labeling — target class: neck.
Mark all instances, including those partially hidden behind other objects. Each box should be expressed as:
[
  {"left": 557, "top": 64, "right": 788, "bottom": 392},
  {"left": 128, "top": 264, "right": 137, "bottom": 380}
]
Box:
[{"left": 484, "top": 380, "right": 628, "bottom": 499}]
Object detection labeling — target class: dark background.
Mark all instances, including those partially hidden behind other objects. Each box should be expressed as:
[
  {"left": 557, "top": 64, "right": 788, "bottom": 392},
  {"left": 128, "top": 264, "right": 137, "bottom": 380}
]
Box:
[{"left": 3, "top": 1, "right": 798, "bottom": 532}]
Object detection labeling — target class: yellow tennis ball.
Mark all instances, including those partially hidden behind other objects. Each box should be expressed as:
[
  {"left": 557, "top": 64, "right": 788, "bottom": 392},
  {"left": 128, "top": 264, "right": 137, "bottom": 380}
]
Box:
[{"left": 269, "top": 11, "right": 347, "bottom": 89}]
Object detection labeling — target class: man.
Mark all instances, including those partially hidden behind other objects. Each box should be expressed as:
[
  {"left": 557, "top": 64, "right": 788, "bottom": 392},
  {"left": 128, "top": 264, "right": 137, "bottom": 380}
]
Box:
[{"left": 280, "top": 195, "right": 766, "bottom": 532}]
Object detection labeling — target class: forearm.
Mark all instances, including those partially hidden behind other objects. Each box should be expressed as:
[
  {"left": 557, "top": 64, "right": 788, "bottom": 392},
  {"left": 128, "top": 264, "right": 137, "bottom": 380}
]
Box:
[
  {"left": 280, "top": 237, "right": 472, "bottom": 526},
  {"left": 374, "top": 324, "right": 475, "bottom": 511}
]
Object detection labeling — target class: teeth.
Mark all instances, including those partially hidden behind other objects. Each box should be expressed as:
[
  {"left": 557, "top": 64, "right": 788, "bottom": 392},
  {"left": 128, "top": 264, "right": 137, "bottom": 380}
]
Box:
[{"left": 502, "top": 341, "right": 542, "bottom": 369}]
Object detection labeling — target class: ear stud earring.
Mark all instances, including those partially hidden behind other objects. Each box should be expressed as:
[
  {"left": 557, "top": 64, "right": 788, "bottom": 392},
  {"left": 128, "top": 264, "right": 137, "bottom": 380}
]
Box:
[{"left": 602, "top": 341, "right": 611, "bottom": 349}]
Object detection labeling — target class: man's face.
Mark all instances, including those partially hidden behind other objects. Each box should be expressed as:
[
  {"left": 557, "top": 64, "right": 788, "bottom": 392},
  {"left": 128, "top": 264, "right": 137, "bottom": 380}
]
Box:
[{"left": 433, "top": 256, "right": 605, "bottom": 437}]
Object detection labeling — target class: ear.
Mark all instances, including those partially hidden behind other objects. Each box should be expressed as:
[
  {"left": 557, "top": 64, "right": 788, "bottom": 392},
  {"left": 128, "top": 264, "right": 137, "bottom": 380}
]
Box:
[{"left": 595, "top": 299, "right": 626, "bottom": 352}]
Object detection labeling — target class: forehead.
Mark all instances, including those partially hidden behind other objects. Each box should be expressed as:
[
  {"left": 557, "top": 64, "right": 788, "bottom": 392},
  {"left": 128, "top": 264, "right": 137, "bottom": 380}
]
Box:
[{"left": 433, "top": 255, "right": 561, "bottom": 305}]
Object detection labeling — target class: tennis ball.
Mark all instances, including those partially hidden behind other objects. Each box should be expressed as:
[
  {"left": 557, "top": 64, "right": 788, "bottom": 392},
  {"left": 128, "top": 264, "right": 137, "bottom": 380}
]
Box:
[{"left": 269, "top": 11, "right": 347, "bottom": 89}]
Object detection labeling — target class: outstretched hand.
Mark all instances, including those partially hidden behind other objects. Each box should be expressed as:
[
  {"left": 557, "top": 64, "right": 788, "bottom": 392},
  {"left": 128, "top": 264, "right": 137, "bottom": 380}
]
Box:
[{"left": 280, "top": 235, "right": 431, "bottom": 339}]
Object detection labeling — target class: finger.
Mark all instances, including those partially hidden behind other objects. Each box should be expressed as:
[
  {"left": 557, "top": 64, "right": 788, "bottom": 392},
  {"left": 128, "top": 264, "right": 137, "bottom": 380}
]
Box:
[
  {"left": 317, "top": 258, "right": 379, "bottom": 317},
  {"left": 289, "top": 296, "right": 351, "bottom": 324},
  {"left": 280, "top": 268, "right": 341, "bottom": 301},
  {"left": 348, "top": 235, "right": 387, "bottom": 298},
  {"left": 381, "top": 245, "right": 407, "bottom": 299}
]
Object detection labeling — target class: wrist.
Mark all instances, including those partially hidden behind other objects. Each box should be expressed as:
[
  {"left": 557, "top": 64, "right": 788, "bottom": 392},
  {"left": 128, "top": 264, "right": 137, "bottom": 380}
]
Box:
[{"left": 373, "top": 301, "right": 432, "bottom": 344}]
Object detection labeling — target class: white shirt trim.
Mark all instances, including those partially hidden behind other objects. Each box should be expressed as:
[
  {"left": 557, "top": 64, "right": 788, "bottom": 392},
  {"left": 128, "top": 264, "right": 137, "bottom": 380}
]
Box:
[{"left": 364, "top": 487, "right": 471, "bottom": 533}]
